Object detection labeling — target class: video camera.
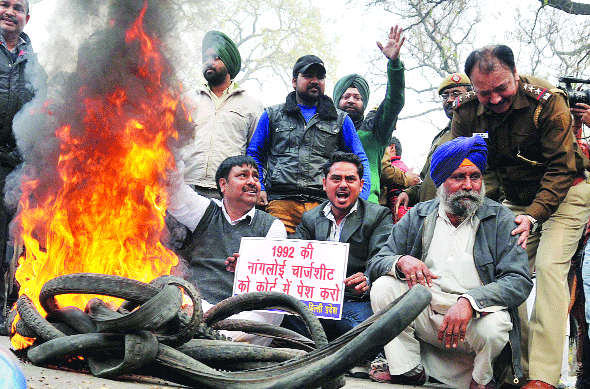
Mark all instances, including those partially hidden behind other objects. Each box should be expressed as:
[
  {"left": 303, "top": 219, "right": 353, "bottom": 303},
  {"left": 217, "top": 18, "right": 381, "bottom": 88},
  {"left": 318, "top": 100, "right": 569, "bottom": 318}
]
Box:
[{"left": 559, "top": 76, "right": 590, "bottom": 106}]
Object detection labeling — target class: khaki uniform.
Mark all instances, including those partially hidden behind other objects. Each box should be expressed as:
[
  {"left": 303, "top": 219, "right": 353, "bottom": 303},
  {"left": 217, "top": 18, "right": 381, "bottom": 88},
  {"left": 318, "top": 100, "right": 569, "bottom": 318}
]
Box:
[
  {"left": 452, "top": 76, "right": 590, "bottom": 386},
  {"left": 404, "top": 123, "right": 454, "bottom": 205}
]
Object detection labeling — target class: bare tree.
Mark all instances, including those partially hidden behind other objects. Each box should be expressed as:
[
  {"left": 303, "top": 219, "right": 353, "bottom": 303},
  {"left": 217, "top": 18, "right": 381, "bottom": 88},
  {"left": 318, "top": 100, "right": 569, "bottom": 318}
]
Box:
[
  {"left": 170, "top": 0, "right": 340, "bottom": 91},
  {"left": 358, "top": 0, "right": 482, "bottom": 120},
  {"left": 509, "top": 3, "right": 590, "bottom": 81},
  {"left": 540, "top": 0, "right": 590, "bottom": 14}
]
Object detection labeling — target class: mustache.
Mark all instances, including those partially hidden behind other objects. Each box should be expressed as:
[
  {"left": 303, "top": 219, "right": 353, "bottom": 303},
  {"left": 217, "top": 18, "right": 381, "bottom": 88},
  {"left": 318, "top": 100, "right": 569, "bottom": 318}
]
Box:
[{"left": 1, "top": 15, "right": 18, "bottom": 24}]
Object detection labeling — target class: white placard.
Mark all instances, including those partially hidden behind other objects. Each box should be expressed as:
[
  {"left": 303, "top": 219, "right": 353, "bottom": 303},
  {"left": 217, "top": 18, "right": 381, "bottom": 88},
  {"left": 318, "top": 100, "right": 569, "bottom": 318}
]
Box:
[{"left": 233, "top": 237, "right": 349, "bottom": 320}]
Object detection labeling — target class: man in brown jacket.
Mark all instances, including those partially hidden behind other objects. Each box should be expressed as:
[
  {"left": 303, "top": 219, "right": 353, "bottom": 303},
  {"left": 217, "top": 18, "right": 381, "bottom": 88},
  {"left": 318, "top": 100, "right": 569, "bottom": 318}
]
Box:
[
  {"left": 452, "top": 44, "right": 590, "bottom": 389},
  {"left": 393, "top": 73, "right": 471, "bottom": 219}
]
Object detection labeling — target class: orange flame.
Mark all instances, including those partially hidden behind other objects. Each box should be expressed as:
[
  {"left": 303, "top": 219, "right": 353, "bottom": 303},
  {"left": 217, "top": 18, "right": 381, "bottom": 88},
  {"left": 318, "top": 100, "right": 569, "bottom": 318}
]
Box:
[{"left": 12, "top": 3, "right": 181, "bottom": 348}]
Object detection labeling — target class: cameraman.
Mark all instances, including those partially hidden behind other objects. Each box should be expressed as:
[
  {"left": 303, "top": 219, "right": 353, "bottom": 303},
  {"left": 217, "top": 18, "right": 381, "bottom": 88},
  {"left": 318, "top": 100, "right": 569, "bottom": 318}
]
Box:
[{"left": 572, "top": 102, "right": 590, "bottom": 126}]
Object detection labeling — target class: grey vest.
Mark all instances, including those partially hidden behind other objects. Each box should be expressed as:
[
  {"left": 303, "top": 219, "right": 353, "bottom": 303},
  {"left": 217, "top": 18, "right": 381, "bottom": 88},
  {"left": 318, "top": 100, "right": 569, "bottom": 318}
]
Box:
[
  {"left": 264, "top": 93, "right": 347, "bottom": 201},
  {"left": 179, "top": 202, "right": 276, "bottom": 304}
]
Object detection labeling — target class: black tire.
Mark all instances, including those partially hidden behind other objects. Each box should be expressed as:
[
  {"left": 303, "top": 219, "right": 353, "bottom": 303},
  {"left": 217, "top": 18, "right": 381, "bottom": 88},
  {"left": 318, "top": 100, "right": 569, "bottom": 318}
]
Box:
[
  {"left": 177, "top": 339, "right": 305, "bottom": 363},
  {"left": 212, "top": 319, "right": 315, "bottom": 351},
  {"left": 16, "top": 294, "right": 64, "bottom": 342},
  {"left": 204, "top": 292, "right": 328, "bottom": 349},
  {"left": 46, "top": 306, "right": 97, "bottom": 334},
  {"left": 27, "top": 333, "right": 124, "bottom": 365},
  {"left": 93, "top": 285, "right": 181, "bottom": 333},
  {"left": 39, "top": 273, "right": 160, "bottom": 314},
  {"left": 150, "top": 285, "right": 432, "bottom": 389}
]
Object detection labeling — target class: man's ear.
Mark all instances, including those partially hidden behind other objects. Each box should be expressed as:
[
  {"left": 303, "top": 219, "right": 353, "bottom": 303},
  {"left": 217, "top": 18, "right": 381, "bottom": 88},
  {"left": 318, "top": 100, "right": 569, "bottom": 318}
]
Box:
[
  {"left": 292, "top": 76, "right": 297, "bottom": 89},
  {"left": 322, "top": 176, "right": 327, "bottom": 192},
  {"left": 219, "top": 178, "right": 228, "bottom": 195},
  {"left": 25, "top": 14, "right": 30, "bottom": 24}
]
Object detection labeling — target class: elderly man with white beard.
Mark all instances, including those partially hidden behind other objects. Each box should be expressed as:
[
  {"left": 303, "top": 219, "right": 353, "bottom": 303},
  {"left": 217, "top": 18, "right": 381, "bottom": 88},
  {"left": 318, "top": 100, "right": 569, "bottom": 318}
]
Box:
[{"left": 366, "top": 136, "right": 532, "bottom": 389}]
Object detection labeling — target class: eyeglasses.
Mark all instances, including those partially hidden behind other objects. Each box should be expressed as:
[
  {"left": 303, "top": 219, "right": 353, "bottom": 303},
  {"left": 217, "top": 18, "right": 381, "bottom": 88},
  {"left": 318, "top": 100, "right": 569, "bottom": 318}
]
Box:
[{"left": 441, "top": 91, "right": 463, "bottom": 101}]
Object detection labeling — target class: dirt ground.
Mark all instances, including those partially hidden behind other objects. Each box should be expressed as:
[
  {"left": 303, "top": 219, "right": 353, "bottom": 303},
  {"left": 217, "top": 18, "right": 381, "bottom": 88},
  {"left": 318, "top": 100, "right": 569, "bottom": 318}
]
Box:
[{"left": 1, "top": 335, "right": 446, "bottom": 389}]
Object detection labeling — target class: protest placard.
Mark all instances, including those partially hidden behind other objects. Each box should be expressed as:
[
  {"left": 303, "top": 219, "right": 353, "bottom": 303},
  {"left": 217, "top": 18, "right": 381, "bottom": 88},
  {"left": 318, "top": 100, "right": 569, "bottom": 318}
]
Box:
[{"left": 233, "top": 238, "right": 349, "bottom": 320}]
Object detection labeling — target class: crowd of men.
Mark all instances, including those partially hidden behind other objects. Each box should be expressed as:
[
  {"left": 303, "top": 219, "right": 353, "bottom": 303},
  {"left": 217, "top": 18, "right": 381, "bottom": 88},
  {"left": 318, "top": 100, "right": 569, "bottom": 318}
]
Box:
[{"left": 0, "top": 1, "right": 590, "bottom": 388}]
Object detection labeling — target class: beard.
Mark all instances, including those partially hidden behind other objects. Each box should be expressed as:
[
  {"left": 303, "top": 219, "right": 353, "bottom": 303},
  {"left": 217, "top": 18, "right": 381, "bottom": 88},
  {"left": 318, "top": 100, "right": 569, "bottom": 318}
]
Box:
[
  {"left": 203, "top": 66, "right": 229, "bottom": 86},
  {"left": 438, "top": 181, "right": 486, "bottom": 219},
  {"left": 341, "top": 105, "right": 364, "bottom": 121}
]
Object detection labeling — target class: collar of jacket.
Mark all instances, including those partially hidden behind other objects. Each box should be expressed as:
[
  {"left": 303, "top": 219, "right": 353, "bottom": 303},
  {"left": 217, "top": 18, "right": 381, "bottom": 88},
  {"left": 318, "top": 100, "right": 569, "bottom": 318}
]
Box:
[{"left": 282, "top": 91, "right": 339, "bottom": 121}]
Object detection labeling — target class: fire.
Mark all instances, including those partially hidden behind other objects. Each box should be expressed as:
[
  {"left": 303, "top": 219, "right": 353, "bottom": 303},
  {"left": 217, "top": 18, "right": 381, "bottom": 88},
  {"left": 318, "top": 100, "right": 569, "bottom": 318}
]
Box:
[{"left": 12, "top": 2, "right": 183, "bottom": 348}]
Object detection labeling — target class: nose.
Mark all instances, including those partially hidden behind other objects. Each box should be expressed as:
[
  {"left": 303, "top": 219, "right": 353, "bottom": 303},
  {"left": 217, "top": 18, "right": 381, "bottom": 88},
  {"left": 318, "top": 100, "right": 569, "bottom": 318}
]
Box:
[
  {"left": 462, "top": 176, "right": 474, "bottom": 191},
  {"left": 490, "top": 92, "right": 502, "bottom": 105}
]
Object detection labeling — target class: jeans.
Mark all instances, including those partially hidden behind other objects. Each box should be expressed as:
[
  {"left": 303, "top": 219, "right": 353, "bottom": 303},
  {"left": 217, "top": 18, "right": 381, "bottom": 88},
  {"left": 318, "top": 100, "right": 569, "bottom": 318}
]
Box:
[
  {"left": 320, "top": 299, "right": 373, "bottom": 341},
  {"left": 281, "top": 299, "right": 373, "bottom": 342}
]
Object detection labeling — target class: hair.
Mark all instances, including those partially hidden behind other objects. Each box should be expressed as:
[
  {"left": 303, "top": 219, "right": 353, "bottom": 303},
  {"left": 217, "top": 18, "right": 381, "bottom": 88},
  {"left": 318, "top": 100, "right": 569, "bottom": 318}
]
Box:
[
  {"left": 389, "top": 136, "right": 402, "bottom": 157},
  {"left": 464, "top": 45, "right": 516, "bottom": 77},
  {"left": 23, "top": 0, "right": 29, "bottom": 15},
  {"left": 215, "top": 155, "right": 259, "bottom": 197},
  {"left": 322, "top": 151, "right": 364, "bottom": 178}
]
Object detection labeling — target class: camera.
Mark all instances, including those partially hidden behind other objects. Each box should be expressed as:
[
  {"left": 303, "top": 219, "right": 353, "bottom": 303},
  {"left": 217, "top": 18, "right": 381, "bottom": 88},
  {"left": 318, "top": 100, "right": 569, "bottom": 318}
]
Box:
[{"left": 558, "top": 76, "right": 590, "bottom": 106}]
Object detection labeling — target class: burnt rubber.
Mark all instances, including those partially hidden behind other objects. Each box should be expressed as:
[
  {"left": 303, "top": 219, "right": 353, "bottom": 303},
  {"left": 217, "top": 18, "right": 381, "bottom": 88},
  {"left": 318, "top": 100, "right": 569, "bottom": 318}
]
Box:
[
  {"left": 16, "top": 294, "right": 64, "bottom": 342},
  {"left": 178, "top": 339, "right": 305, "bottom": 363},
  {"left": 211, "top": 319, "right": 315, "bottom": 351},
  {"left": 204, "top": 291, "right": 328, "bottom": 349},
  {"left": 147, "top": 286, "right": 432, "bottom": 389},
  {"left": 39, "top": 273, "right": 161, "bottom": 314}
]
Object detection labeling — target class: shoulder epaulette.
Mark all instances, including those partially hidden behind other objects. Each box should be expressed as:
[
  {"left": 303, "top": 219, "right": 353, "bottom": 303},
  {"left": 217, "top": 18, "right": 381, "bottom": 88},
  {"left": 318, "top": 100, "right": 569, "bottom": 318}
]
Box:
[
  {"left": 522, "top": 83, "right": 553, "bottom": 104},
  {"left": 452, "top": 91, "right": 478, "bottom": 109}
]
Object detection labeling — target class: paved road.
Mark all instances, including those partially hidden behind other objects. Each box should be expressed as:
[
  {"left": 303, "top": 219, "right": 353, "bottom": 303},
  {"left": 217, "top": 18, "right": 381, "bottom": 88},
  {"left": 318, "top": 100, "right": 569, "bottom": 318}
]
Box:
[{"left": 1, "top": 335, "right": 446, "bottom": 389}]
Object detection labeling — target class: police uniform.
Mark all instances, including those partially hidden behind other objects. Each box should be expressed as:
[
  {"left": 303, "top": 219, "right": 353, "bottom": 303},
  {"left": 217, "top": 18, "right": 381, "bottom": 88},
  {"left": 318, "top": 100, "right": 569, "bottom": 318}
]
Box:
[{"left": 452, "top": 75, "right": 590, "bottom": 387}]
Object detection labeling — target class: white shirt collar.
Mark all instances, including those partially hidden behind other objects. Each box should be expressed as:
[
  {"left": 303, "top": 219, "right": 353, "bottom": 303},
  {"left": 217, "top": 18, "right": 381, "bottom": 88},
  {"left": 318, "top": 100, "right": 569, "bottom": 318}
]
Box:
[{"left": 214, "top": 198, "right": 256, "bottom": 225}]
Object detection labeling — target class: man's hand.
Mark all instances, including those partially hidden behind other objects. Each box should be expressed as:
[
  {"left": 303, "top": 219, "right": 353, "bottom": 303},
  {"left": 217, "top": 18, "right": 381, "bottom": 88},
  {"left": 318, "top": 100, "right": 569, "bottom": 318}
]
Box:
[
  {"left": 571, "top": 103, "right": 590, "bottom": 127},
  {"left": 394, "top": 192, "right": 410, "bottom": 222},
  {"left": 511, "top": 214, "right": 531, "bottom": 249},
  {"left": 225, "top": 252, "right": 239, "bottom": 272},
  {"left": 377, "top": 25, "right": 405, "bottom": 61},
  {"left": 437, "top": 297, "right": 473, "bottom": 348},
  {"left": 396, "top": 255, "right": 437, "bottom": 289},
  {"left": 344, "top": 272, "right": 369, "bottom": 295},
  {"left": 258, "top": 191, "right": 268, "bottom": 206},
  {"left": 405, "top": 171, "right": 421, "bottom": 186}
]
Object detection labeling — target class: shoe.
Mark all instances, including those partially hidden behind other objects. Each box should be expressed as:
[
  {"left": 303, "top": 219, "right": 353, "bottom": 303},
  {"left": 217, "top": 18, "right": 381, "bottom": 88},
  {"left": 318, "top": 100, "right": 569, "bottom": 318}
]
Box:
[
  {"left": 370, "top": 354, "right": 388, "bottom": 372},
  {"left": 369, "top": 367, "right": 426, "bottom": 385},
  {"left": 470, "top": 378, "right": 496, "bottom": 389},
  {"left": 348, "top": 364, "right": 370, "bottom": 379},
  {"left": 522, "top": 380, "right": 557, "bottom": 389}
]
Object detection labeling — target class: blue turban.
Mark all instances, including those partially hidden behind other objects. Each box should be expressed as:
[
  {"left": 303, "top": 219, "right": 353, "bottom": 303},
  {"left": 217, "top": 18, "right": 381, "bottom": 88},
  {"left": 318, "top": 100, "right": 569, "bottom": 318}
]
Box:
[{"left": 430, "top": 136, "right": 488, "bottom": 187}]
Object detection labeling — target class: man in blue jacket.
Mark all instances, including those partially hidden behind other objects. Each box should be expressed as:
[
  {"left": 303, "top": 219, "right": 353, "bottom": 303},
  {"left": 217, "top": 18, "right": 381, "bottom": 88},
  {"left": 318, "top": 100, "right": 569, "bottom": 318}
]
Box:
[
  {"left": 367, "top": 136, "right": 532, "bottom": 389},
  {"left": 247, "top": 55, "right": 370, "bottom": 234}
]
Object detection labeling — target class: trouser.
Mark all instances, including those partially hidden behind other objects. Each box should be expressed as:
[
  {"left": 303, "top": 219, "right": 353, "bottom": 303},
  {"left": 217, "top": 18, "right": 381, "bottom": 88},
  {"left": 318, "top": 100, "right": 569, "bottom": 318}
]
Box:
[
  {"left": 505, "top": 179, "right": 590, "bottom": 386},
  {"left": 371, "top": 275, "right": 512, "bottom": 385},
  {"left": 320, "top": 299, "right": 373, "bottom": 342},
  {"left": 266, "top": 199, "right": 321, "bottom": 235}
]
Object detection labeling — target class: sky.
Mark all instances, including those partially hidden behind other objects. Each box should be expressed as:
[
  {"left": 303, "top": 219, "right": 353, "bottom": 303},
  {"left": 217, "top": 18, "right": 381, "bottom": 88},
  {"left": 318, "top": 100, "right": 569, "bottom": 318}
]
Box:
[{"left": 21, "top": 0, "right": 589, "bottom": 171}]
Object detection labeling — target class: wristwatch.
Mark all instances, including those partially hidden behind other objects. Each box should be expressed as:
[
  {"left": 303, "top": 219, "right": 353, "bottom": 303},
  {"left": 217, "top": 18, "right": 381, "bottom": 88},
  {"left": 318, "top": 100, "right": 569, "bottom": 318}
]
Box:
[{"left": 525, "top": 214, "right": 539, "bottom": 233}]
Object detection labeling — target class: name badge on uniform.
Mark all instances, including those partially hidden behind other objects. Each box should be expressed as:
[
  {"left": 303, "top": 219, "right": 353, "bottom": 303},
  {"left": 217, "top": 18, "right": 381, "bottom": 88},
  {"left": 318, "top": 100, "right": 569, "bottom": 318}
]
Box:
[{"left": 473, "top": 132, "right": 488, "bottom": 139}]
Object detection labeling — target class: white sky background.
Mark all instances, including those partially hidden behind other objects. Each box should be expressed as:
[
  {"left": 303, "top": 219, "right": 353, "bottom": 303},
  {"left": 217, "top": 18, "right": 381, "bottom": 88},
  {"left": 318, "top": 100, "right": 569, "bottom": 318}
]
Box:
[{"left": 21, "top": 0, "right": 590, "bottom": 171}]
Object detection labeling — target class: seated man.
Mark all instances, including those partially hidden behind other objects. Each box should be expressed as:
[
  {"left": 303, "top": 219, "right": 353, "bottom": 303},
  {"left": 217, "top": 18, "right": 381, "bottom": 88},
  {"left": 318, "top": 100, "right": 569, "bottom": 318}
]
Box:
[
  {"left": 167, "top": 155, "right": 286, "bottom": 345},
  {"left": 292, "top": 152, "right": 392, "bottom": 341},
  {"left": 367, "top": 136, "right": 532, "bottom": 389}
]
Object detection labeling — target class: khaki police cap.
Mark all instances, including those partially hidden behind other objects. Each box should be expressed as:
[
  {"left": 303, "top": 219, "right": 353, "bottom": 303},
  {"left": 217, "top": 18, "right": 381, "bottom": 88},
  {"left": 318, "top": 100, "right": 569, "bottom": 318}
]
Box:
[{"left": 438, "top": 73, "right": 471, "bottom": 95}]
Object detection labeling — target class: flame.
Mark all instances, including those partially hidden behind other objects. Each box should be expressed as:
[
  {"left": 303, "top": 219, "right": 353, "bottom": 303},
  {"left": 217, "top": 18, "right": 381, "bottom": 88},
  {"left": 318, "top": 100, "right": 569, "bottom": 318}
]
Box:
[{"left": 12, "top": 3, "right": 181, "bottom": 348}]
